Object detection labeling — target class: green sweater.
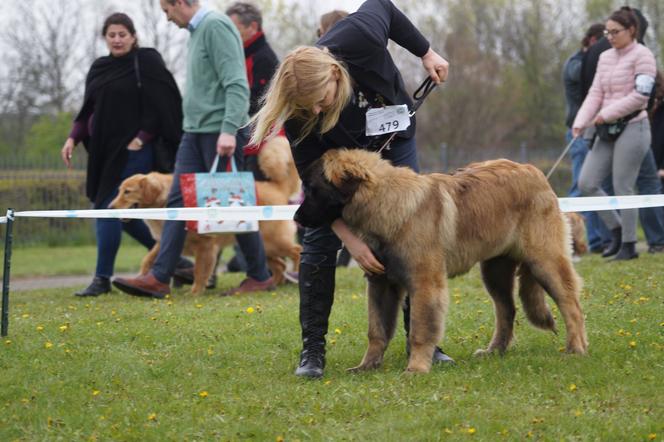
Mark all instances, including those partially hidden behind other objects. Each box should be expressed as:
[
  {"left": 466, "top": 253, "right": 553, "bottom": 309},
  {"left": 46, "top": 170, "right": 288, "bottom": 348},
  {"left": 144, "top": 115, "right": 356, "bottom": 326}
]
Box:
[{"left": 183, "top": 11, "right": 249, "bottom": 134}]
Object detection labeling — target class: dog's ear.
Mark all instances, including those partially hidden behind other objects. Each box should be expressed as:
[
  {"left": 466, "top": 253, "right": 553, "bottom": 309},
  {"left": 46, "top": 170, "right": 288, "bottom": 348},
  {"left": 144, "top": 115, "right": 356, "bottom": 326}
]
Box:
[
  {"left": 336, "top": 174, "right": 363, "bottom": 201},
  {"left": 140, "top": 176, "right": 159, "bottom": 206}
]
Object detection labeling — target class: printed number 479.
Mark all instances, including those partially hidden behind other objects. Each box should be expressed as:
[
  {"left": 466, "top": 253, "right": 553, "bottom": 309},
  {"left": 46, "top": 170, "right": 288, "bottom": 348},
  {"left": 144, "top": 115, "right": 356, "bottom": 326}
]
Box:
[{"left": 379, "top": 120, "right": 399, "bottom": 132}]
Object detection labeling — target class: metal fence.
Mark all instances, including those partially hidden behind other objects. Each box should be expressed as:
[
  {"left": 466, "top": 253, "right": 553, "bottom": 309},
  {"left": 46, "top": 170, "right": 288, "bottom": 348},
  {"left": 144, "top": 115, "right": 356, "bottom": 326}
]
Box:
[{"left": 0, "top": 145, "right": 573, "bottom": 246}]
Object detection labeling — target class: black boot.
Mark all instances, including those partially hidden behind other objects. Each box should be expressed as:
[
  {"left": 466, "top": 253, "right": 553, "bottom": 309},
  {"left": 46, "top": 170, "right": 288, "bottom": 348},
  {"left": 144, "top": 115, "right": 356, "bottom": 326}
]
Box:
[
  {"left": 75, "top": 276, "right": 111, "bottom": 297},
  {"left": 612, "top": 241, "right": 638, "bottom": 261},
  {"left": 403, "top": 295, "right": 456, "bottom": 365},
  {"left": 295, "top": 263, "right": 336, "bottom": 378},
  {"left": 602, "top": 227, "right": 622, "bottom": 257}
]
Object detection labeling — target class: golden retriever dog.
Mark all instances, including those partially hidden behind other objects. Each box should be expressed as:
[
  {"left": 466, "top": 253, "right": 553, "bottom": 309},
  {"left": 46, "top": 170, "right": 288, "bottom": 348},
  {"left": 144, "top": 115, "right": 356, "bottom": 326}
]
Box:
[
  {"left": 109, "top": 136, "right": 301, "bottom": 293},
  {"left": 294, "top": 149, "right": 588, "bottom": 374},
  {"left": 565, "top": 212, "right": 588, "bottom": 256}
]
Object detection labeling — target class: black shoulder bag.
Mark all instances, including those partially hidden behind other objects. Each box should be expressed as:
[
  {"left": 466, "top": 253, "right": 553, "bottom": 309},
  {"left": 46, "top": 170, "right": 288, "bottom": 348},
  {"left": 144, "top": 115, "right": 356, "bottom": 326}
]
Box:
[
  {"left": 134, "top": 51, "right": 175, "bottom": 172},
  {"left": 595, "top": 109, "right": 642, "bottom": 143}
]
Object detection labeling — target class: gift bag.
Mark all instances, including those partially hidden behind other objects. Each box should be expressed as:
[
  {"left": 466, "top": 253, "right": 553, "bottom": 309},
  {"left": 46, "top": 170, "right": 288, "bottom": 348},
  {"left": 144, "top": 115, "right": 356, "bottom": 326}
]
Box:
[{"left": 180, "top": 156, "right": 259, "bottom": 234}]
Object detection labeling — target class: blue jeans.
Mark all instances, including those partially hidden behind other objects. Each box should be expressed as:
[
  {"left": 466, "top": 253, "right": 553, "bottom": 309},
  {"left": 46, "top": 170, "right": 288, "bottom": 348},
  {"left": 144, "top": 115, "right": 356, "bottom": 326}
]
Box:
[
  {"left": 566, "top": 129, "right": 609, "bottom": 249},
  {"left": 151, "top": 129, "right": 271, "bottom": 283},
  {"left": 599, "top": 149, "right": 664, "bottom": 246},
  {"left": 301, "top": 137, "right": 419, "bottom": 267},
  {"left": 94, "top": 145, "right": 156, "bottom": 278},
  {"left": 637, "top": 150, "right": 664, "bottom": 246}
]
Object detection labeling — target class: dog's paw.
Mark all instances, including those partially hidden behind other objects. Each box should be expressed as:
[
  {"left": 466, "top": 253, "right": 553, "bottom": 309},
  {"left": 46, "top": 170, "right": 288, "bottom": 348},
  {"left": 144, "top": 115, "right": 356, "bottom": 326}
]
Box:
[{"left": 347, "top": 360, "right": 382, "bottom": 373}]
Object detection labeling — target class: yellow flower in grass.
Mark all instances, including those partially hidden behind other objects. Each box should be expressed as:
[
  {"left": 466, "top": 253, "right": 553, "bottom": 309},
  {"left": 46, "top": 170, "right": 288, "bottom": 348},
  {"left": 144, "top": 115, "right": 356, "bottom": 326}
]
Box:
[
  {"left": 195, "top": 304, "right": 203, "bottom": 309},
  {"left": 44, "top": 341, "right": 53, "bottom": 349},
  {"left": 4, "top": 339, "right": 11, "bottom": 345},
  {"left": 574, "top": 409, "right": 583, "bottom": 417},
  {"left": 147, "top": 413, "right": 157, "bottom": 421},
  {"left": 199, "top": 391, "right": 208, "bottom": 398},
  {"left": 568, "top": 383, "right": 577, "bottom": 392},
  {"left": 629, "top": 341, "right": 637, "bottom": 348},
  {"left": 276, "top": 437, "right": 285, "bottom": 442},
  {"left": 59, "top": 324, "right": 69, "bottom": 332},
  {"left": 246, "top": 307, "right": 255, "bottom": 314},
  {"left": 647, "top": 434, "right": 656, "bottom": 441},
  {"left": 92, "top": 390, "right": 100, "bottom": 396},
  {"left": 36, "top": 325, "right": 44, "bottom": 332},
  {"left": 467, "top": 427, "right": 476, "bottom": 435},
  {"left": 334, "top": 328, "right": 342, "bottom": 335},
  {"left": 22, "top": 313, "right": 30, "bottom": 319}
]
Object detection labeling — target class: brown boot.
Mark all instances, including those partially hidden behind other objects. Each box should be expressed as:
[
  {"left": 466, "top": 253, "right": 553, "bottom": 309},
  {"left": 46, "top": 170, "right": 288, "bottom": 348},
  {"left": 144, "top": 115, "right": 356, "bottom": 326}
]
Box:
[
  {"left": 221, "top": 276, "right": 275, "bottom": 296},
  {"left": 113, "top": 273, "right": 170, "bottom": 299}
]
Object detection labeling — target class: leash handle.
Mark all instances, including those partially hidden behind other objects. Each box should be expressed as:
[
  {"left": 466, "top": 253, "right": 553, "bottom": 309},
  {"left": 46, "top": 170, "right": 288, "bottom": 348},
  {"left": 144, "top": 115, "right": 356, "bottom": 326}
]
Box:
[{"left": 377, "top": 77, "right": 438, "bottom": 154}]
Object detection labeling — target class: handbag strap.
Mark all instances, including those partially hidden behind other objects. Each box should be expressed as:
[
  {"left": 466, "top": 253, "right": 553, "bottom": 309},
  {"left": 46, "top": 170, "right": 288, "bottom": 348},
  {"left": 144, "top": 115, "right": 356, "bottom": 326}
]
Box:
[{"left": 209, "top": 155, "right": 237, "bottom": 173}]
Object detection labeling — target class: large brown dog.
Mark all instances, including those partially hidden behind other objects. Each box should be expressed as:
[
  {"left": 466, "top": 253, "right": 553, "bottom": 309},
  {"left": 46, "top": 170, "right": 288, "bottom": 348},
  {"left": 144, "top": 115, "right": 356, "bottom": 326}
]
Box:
[
  {"left": 294, "top": 149, "right": 588, "bottom": 374},
  {"left": 109, "top": 136, "right": 302, "bottom": 293}
]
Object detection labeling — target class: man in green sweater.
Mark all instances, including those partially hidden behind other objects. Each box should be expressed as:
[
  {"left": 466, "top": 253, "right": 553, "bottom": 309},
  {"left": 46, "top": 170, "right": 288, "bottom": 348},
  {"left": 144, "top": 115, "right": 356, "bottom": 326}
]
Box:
[{"left": 114, "top": 0, "right": 274, "bottom": 298}]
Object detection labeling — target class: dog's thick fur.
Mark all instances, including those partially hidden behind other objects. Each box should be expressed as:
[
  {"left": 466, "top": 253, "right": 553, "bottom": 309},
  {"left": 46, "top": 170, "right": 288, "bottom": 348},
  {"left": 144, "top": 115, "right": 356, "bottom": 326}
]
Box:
[
  {"left": 565, "top": 212, "right": 588, "bottom": 256},
  {"left": 109, "top": 136, "right": 302, "bottom": 293},
  {"left": 295, "top": 149, "right": 588, "bottom": 373}
]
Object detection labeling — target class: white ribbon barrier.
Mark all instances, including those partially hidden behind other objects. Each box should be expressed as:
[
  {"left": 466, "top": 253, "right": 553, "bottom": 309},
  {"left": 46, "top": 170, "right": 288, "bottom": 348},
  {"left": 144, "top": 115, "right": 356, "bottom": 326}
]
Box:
[
  {"left": 2, "top": 195, "right": 664, "bottom": 225},
  {"left": 1, "top": 205, "right": 299, "bottom": 223},
  {"left": 557, "top": 194, "right": 664, "bottom": 212}
]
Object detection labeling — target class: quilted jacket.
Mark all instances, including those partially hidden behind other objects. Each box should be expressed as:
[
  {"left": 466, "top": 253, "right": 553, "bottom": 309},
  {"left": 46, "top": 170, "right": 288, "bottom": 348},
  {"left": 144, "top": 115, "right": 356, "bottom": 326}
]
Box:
[{"left": 573, "top": 41, "right": 656, "bottom": 130}]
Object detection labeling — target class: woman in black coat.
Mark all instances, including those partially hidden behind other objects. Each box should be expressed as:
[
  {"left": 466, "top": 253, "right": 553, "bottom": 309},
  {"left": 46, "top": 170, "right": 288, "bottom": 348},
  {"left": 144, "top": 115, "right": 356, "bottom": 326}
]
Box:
[
  {"left": 251, "top": 0, "right": 452, "bottom": 378},
  {"left": 61, "top": 13, "right": 183, "bottom": 297}
]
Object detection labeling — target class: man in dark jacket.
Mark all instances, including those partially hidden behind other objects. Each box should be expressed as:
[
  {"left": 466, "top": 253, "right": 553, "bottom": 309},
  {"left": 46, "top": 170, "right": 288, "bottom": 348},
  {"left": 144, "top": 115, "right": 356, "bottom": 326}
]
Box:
[
  {"left": 563, "top": 23, "right": 605, "bottom": 253},
  {"left": 579, "top": 8, "right": 664, "bottom": 254}
]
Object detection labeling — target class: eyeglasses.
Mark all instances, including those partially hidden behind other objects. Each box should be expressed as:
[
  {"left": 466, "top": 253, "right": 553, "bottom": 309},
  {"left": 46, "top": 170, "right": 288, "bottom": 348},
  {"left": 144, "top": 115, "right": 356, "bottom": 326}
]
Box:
[{"left": 603, "top": 28, "right": 625, "bottom": 38}]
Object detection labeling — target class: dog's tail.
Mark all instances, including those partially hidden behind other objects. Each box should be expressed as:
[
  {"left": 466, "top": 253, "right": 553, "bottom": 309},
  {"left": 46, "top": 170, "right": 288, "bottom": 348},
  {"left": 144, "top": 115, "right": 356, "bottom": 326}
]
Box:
[{"left": 517, "top": 264, "right": 556, "bottom": 332}]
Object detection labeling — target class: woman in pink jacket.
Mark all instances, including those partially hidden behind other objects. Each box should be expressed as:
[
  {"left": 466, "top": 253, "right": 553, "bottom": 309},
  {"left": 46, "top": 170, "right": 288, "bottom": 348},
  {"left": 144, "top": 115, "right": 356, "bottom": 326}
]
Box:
[{"left": 573, "top": 7, "right": 656, "bottom": 261}]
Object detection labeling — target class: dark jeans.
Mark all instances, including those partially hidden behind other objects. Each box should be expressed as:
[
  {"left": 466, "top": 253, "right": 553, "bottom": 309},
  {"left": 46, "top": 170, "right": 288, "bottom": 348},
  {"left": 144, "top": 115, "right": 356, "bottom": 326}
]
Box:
[
  {"left": 301, "top": 137, "right": 419, "bottom": 267},
  {"left": 599, "top": 149, "right": 664, "bottom": 246},
  {"left": 567, "top": 129, "right": 609, "bottom": 250},
  {"left": 636, "top": 150, "right": 664, "bottom": 246},
  {"left": 94, "top": 145, "right": 156, "bottom": 278},
  {"left": 151, "top": 129, "right": 271, "bottom": 283}
]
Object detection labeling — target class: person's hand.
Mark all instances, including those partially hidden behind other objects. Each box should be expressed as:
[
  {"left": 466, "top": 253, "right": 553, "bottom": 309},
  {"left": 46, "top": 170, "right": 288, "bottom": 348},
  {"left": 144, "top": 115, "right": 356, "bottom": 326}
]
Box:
[
  {"left": 127, "top": 137, "right": 143, "bottom": 151},
  {"left": 216, "top": 132, "right": 236, "bottom": 157},
  {"left": 593, "top": 115, "right": 605, "bottom": 125},
  {"left": 658, "top": 169, "right": 664, "bottom": 179},
  {"left": 61, "top": 138, "right": 75, "bottom": 168},
  {"left": 421, "top": 48, "right": 449, "bottom": 84},
  {"left": 331, "top": 219, "right": 384, "bottom": 275},
  {"left": 572, "top": 127, "right": 583, "bottom": 138}
]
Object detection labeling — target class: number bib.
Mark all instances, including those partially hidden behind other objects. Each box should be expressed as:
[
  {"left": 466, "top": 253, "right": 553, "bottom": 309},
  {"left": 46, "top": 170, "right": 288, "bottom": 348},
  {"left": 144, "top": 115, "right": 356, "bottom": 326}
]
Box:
[{"left": 365, "top": 105, "right": 411, "bottom": 136}]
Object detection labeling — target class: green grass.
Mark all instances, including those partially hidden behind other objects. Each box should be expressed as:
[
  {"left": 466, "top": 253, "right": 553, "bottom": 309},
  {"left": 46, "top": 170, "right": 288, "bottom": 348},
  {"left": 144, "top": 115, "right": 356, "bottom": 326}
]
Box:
[
  {"left": 0, "top": 255, "right": 662, "bottom": 441},
  {"left": 7, "top": 240, "right": 148, "bottom": 278}
]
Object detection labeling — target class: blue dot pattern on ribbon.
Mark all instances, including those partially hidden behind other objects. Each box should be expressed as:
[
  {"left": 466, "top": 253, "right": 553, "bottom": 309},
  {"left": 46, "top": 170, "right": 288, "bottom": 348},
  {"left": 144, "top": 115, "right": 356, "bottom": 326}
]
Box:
[
  {"left": 167, "top": 209, "right": 179, "bottom": 220},
  {"left": 66, "top": 210, "right": 78, "bottom": 218},
  {"left": 262, "top": 206, "right": 273, "bottom": 219}
]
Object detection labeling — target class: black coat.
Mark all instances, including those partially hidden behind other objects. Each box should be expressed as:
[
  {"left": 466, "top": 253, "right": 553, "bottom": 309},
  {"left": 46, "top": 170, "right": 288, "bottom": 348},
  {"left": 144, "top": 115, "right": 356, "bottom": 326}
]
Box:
[
  {"left": 285, "top": 0, "right": 430, "bottom": 177},
  {"left": 652, "top": 104, "right": 664, "bottom": 174},
  {"left": 75, "top": 48, "right": 182, "bottom": 205},
  {"left": 244, "top": 32, "right": 279, "bottom": 117}
]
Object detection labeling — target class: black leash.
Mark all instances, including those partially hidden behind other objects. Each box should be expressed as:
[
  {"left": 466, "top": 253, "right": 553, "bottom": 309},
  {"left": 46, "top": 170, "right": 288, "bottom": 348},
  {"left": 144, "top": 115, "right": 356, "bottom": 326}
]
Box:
[{"left": 377, "top": 77, "right": 438, "bottom": 153}]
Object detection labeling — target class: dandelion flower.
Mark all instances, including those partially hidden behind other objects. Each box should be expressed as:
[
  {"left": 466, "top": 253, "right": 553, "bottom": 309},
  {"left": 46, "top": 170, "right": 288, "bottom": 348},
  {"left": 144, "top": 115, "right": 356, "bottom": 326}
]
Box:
[
  {"left": 629, "top": 341, "right": 637, "bottom": 348},
  {"left": 468, "top": 427, "right": 476, "bottom": 434},
  {"left": 36, "top": 326, "right": 44, "bottom": 332},
  {"left": 44, "top": 341, "right": 53, "bottom": 349},
  {"left": 334, "top": 328, "right": 342, "bottom": 335},
  {"left": 568, "top": 383, "right": 577, "bottom": 392},
  {"left": 246, "top": 307, "right": 255, "bottom": 314},
  {"left": 648, "top": 434, "right": 656, "bottom": 441},
  {"left": 199, "top": 391, "right": 208, "bottom": 398},
  {"left": 92, "top": 390, "right": 100, "bottom": 396},
  {"left": 195, "top": 304, "right": 203, "bottom": 309},
  {"left": 147, "top": 413, "right": 157, "bottom": 421}
]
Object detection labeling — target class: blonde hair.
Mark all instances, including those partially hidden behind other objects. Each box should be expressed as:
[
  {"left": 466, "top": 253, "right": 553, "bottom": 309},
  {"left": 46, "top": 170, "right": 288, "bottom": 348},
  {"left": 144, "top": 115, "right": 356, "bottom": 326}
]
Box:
[{"left": 250, "top": 46, "right": 352, "bottom": 146}]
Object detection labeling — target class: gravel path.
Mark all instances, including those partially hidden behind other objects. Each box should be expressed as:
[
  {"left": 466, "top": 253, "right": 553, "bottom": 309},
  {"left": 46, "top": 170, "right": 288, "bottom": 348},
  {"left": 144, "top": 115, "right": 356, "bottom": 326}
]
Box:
[{"left": 1, "top": 273, "right": 134, "bottom": 292}]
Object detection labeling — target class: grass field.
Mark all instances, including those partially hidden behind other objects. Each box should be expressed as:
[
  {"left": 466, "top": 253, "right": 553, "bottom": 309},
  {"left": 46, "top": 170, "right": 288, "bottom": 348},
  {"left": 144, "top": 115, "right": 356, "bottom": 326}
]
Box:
[{"left": 0, "top": 253, "right": 662, "bottom": 441}]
